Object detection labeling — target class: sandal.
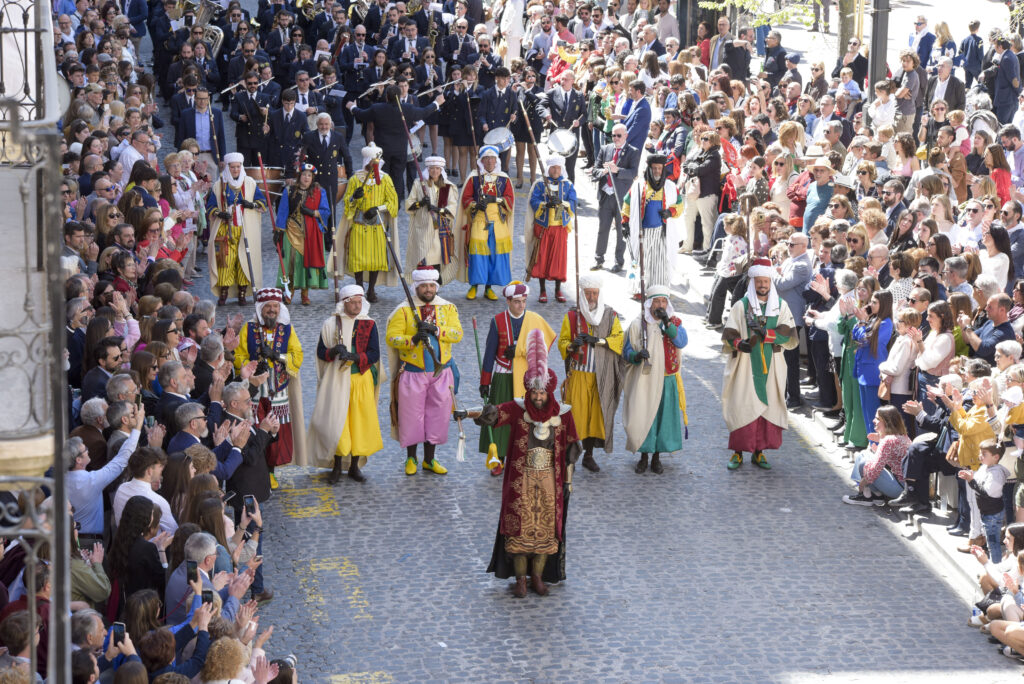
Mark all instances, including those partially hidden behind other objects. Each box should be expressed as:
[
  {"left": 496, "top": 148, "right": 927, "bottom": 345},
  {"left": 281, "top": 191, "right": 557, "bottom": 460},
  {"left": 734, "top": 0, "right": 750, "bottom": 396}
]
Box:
[
  {"left": 555, "top": 292, "right": 566, "bottom": 303},
  {"left": 538, "top": 292, "right": 548, "bottom": 303},
  {"left": 514, "top": 177, "right": 524, "bottom": 189}
]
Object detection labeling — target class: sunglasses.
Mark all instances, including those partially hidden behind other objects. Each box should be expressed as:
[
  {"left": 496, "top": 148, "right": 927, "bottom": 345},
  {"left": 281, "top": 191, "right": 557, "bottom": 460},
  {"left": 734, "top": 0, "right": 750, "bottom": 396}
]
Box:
[
  {"left": 908, "top": 298, "right": 918, "bottom": 303},
  {"left": 968, "top": 207, "right": 980, "bottom": 214},
  {"left": 857, "top": 170, "right": 869, "bottom": 175},
  {"left": 828, "top": 203, "right": 841, "bottom": 209},
  {"left": 848, "top": 237, "right": 862, "bottom": 243},
  {"left": 773, "top": 160, "right": 786, "bottom": 166}
]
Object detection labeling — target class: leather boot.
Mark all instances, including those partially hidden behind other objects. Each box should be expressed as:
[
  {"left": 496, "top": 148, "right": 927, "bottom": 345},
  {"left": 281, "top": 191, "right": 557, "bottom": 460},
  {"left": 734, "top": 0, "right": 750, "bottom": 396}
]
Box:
[
  {"left": 635, "top": 453, "right": 648, "bottom": 474},
  {"left": 650, "top": 452, "right": 664, "bottom": 474},
  {"left": 581, "top": 451, "right": 600, "bottom": 472},
  {"left": 301, "top": 288, "right": 310, "bottom": 305},
  {"left": 327, "top": 456, "right": 343, "bottom": 484},
  {"left": 958, "top": 535, "right": 987, "bottom": 554},
  {"left": 237, "top": 285, "right": 248, "bottom": 305},
  {"left": 530, "top": 554, "right": 548, "bottom": 596},
  {"left": 218, "top": 287, "right": 229, "bottom": 305},
  {"left": 348, "top": 459, "right": 366, "bottom": 482},
  {"left": 512, "top": 576, "right": 528, "bottom": 598}
]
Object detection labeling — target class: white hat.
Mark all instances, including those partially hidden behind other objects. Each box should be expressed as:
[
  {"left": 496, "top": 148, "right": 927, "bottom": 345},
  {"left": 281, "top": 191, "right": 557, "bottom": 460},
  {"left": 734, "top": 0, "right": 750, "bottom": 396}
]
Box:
[
  {"left": 411, "top": 267, "right": 439, "bottom": 287},
  {"left": 224, "top": 152, "right": 245, "bottom": 165},
  {"left": 424, "top": 156, "right": 445, "bottom": 168},
  {"left": 361, "top": 144, "right": 383, "bottom": 168},
  {"left": 579, "top": 273, "right": 603, "bottom": 290},
  {"left": 340, "top": 284, "right": 364, "bottom": 300},
  {"left": 546, "top": 155, "right": 565, "bottom": 172},
  {"left": 478, "top": 146, "right": 499, "bottom": 159}
]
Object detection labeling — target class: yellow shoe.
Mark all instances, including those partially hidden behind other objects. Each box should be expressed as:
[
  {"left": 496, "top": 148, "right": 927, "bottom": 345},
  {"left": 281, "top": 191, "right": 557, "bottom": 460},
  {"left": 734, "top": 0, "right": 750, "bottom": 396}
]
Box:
[
  {"left": 466, "top": 285, "right": 478, "bottom": 300},
  {"left": 269, "top": 473, "right": 279, "bottom": 489},
  {"left": 423, "top": 458, "right": 448, "bottom": 474},
  {"left": 485, "top": 450, "right": 501, "bottom": 471},
  {"left": 485, "top": 286, "right": 498, "bottom": 300},
  {"left": 405, "top": 457, "right": 418, "bottom": 475}
]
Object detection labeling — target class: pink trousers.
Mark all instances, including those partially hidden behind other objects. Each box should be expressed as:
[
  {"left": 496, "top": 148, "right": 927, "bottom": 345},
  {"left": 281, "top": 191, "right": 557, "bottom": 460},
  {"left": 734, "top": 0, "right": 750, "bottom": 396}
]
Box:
[{"left": 397, "top": 367, "right": 454, "bottom": 448}]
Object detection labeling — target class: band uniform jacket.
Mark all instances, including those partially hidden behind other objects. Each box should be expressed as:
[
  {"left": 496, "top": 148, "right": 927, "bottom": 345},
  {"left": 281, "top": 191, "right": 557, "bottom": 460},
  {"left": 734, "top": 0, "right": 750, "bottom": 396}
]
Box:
[
  {"left": 339, "top": 42, "right": 375, "bottom": 91},
  {"left": 538, "top": 86, "right": 587, "bottom": 129},
  {"left": 230, "top": 90, "right": 274, "bottom": 148},
  {"left": 439, "top": 33, "right": 479, "bottom": 70},
  {"left": 268, "top": 106, "right": 310, "bottom": 170},
  {"left": 301, "top": 129, "right": 354, "bottom": 194},
  {"left": 478, "top": 86, "right": 516, "bottom": 131}
]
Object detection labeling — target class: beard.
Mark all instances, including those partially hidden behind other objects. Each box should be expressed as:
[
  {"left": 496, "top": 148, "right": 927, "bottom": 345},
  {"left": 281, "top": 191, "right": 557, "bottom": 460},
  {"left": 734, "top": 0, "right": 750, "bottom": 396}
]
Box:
[
  {"left": 418, "top": 290, "right": 435, "bottom": 303},
  {"left": 263, "top": 315, "right": 277, "bottom": 328}
]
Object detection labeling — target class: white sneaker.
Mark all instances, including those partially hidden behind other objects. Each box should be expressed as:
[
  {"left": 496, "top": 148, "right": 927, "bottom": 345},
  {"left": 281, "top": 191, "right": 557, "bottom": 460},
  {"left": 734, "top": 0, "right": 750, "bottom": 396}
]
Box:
[{"left": 968, "top": 613, "right": 985, "bottom": 627}]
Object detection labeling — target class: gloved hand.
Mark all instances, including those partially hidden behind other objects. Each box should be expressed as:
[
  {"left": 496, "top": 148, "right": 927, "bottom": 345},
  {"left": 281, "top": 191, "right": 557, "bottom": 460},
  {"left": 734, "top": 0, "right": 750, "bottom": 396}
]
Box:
[
  {"left": 736, "top": 340, "right": 753, "bottom": 353},
  {"left": 546, "top": 199, "right": 561, "bottom": 209},
  {"left": 502, "top": 343, "right": 516, "bottom": 360},
  {"left": 652, "top": 308, "right": 668, "bottom": 321},
  {"left": 342, "top": 349, "right": 360, "bottom": 363},
  {"left": 330, "top": 343, "right": 347, "bottom": 359},
  {"left": 579, "top": 333, "right": 599, "bottom": 345},
  {"left": 481, "top": 195, "right": 496, "bottom": 205},
  {"left": 633, "top": 349, "right": 650, "bottom": 362},
  {"left": 239, "top": 199, "right": 257, "bottom": 209},
  {"left": 479, "top": 384, "right": 490, "bottom": 400},
  {"left": 749, "top": 323, "right": 768, "bottom": 339},
  {"left": 417, "top": 319, "right": 438, "bottom": 337},
  {"left": 272, "top": 229, "right": 284, "bottom": 247},
  {"left": 566, "top": 342, "right": 580, "bottom": 355},
  {"left": 411, "top": 330, "right": 429, "bottom": 344},
  {"left": 452, "top": 409, "right": 468, "bottom": 420},
  {"left": 363, "top": 207, "right": 379, "bottom": 222},
  {"left": 216, "top": 210, "right": 232, "bottom": 221},
  {"left": 351, "top": 186, "right": 365, "bottom": 200},
  {"left": 658, "top": 208, "right": 672, "bottom": 221},
  {"left": 300, "top": 205, "right": 317, "bottom": 217},
  {"left": 408, "top": 200, "right": 423, "bottom": 211},
  {"left": 426, "top": 203, "right": 439, "bottom": 213},
  {"left": 621, "top": 221, "right": 630, "bottom": 238}
]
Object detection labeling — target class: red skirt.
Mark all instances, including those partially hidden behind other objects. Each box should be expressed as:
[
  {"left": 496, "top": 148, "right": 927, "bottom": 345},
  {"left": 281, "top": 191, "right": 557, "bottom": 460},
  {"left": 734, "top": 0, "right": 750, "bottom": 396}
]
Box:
[
  {"left": 728, "top": 416, "right": 783, "bottom": 453},
  {"left": 530, "top": 223, "right": 569, "bottom": 282},
  {"left": 257, "top": 397, "right": 293, "bottom": 467}
]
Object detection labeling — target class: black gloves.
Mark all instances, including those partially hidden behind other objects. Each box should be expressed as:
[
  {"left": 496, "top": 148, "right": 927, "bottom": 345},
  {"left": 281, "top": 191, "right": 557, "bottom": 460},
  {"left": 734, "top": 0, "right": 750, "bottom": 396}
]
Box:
[
  {"left": 330, "top": 344, "right": 347, "bottom": 359},
  {"left": 411, "top": 329, "right": 429, "bottom": 344},
  {"left": 658, "top": 208, "right": 672, "bottom": 221},
  {"left": 300, "top": 205, "right": 317, "bottom": 217},
  {"left": 579, "top": 333, "right": 599, "bottom": 345},
  {"left": 502, "top": 343, "right": 516, "bottom": 360},
  {"left": 417, "top": 320, "right": 438, "bottom": 337},
  {"left": 621, "top": 221, "right": 630, "bottom": 238},
  {"left": 652, "top": 308, "right": 668, "bottom": 321},
  {"left": 216, "top": 210, "right": 232, "bottom": 221},
  {"left": 633, "top": 349, "right": 650, "bottom": 362},
  {"left": 408, "top": 200, "right": 423, "bottom": 211},
  {"left": 363, "top": 207, "right": 379, "bottom": 222},
  {"left": 351, "top": 186, "right": 365, "bottom": 200},
  {"left": 736, "top": 340, "right": 753, "bottom": 353},
  {"left": 272, "top": 229, "right": 284, "bottom": 247},
  {"left": 239, "top": 199, "right": 257, "bottom": 209},
  {"left": 546, "top": 199, "right": 561, "bottom": 209},
  {"left": 479, "top": 384, "right": 490, "bottom": 400}
]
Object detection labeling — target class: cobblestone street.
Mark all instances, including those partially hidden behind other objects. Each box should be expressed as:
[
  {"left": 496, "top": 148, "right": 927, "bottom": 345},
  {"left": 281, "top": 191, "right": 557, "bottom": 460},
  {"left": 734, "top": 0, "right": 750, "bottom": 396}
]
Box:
[{"left": 170, "top": 2, "right": 1023, "bottom": 679}]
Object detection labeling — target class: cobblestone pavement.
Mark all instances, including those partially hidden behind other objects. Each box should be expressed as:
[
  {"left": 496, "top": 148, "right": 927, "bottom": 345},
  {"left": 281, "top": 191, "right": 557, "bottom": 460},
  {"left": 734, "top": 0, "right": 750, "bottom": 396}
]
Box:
[{"left": 167, "top": 4, "right": 1022, "bottom": 679}]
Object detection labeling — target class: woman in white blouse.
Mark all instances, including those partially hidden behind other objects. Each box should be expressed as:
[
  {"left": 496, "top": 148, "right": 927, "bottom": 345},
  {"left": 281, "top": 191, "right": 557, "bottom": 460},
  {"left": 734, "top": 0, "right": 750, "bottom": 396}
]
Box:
[
  {"left": 980, "top": 224, "right": 1015, "bottom": 292},
  {"left": 878, "top": 307, "right": 921, "bottom": 433},
  {"left": 908, "top": 300, "right": 956, "bottom": 414}
]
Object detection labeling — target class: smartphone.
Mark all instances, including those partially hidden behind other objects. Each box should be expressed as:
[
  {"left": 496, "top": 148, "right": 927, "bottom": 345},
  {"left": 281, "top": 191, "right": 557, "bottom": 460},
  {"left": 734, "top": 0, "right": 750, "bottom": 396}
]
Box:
[
  {"left": 254, "top": 555, "right": 263, "bottom": 563},
  {"left": 112, "top": 622, "right": 125, "bottom": 647},
  {"left": 186, "top": 560, "right": 198, "bottom": 584},
  {"left": 145, "top": 415, "right": 155, "bottom": 429},
  {"left": 244, "top": 494, "right": 256, "bottom": 516},
  {"left": 201, "top": 589, "right": 214, "bottom": 604}
]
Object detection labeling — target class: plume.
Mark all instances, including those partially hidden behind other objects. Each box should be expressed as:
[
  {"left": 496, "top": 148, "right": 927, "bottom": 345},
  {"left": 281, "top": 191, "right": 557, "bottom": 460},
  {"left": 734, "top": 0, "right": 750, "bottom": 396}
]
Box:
[{"left": 523, "top": 327, "right": 547, "bottom": 391}]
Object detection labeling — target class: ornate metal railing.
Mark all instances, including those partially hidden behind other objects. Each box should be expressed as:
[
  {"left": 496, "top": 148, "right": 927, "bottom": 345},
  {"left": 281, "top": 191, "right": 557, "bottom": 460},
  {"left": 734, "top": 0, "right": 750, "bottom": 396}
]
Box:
[{"left": 0, "top": 1, "right": 70, "bottom": 682}]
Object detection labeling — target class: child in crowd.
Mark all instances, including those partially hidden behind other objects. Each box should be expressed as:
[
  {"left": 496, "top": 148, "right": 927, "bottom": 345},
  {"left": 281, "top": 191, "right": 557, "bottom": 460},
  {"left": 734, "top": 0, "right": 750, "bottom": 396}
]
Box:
[
  {"left": 838, "top": 67, "right": 862, "bottom": 101},
  {"left": 947, "top": 109, "right": 971, "bottom": 155},
  {"left": 962, "top": 439, "right": 1012, "bottom": 563},
  {"left": 867, "top": 80, "right": 896, "bottom": 130}
]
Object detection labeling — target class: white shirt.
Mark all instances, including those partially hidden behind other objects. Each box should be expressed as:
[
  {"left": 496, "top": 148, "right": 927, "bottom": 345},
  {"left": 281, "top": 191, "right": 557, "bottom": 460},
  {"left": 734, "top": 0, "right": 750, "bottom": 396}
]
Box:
[
  {"left": 113, "top": 477, "right": 178, "bottom": 534},
  {"left": 118, "top": 144, "right": 145, "bottom": 178},
  {"left": 933, "top": 74, "right": 950, "bottom": 103},
  {"left": 68, "top": 430, "right": 139, "bottom": 535}
]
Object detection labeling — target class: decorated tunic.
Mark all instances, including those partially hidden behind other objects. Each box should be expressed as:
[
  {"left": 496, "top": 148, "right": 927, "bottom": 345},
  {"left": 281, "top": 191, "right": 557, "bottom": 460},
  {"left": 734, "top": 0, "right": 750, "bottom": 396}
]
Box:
[
  {"left": 275, "top": 184, "right": 331, "bottom": 290},
  {"left": 205, "top": 177, "right": 267, "bottom": 295},
  {"left": 557, "top": 308, "right": 624, "bottom": 448},
  {"left": 404, "top": 178, "right": 462, "bottom": 283},
  {"left": 621, "top": 180, "right": 683, "bottom": 290},
  {"left": 622, "top": 314, "right": 688, "bottom": 453},
  {"left": 526, "top": 176, "right": 577, "bottom": 282},
  {"left": 333, "top": 170, "right": 401, "bottom": 280},
  {"left": 455, "top": 171, "right": 516, "bottom": 286}
]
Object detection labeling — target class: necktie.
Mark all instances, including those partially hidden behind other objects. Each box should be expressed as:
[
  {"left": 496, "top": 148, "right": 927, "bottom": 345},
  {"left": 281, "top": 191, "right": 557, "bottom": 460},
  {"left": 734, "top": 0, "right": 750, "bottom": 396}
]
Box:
[
  {"left": 301, "top": 93, "right": 306, "bottom": 105},
  {"left": 322, "top": 136, "right": 328, "bottom": 147},
  {"left": 607, "top": 147, "right": 620, "bottom": 189},
  {"left": 188, "top": 98, "right": 193, "bottom": 108},
  {"left": 286, "top": 112, "right": 291, "bottom": 123}
]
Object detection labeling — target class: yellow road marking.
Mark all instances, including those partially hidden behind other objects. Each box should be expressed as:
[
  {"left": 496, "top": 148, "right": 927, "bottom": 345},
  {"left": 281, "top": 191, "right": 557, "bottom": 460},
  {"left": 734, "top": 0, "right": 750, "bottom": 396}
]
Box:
[
  {"left": 279, "top": 485, "right": 341, "bottom": 519},
  {"left": 329, "top": 673, "right": 393, "bottom": 684},
  {"left": 295, "top": 557, "right": 373, "bottom": 622}
]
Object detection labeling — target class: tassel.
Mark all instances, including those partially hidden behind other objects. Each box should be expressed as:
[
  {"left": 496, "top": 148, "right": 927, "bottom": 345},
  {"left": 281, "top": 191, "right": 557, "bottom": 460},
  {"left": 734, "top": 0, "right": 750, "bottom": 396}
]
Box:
[
  {"left": 759, "top": 343, "right": 767, "bottom": 374},
  {"left": 684, "top": 426, "right": 689, "bottom": 440},
  {"left": 456, "top": 434, "right": 466, "bottom": 462}
]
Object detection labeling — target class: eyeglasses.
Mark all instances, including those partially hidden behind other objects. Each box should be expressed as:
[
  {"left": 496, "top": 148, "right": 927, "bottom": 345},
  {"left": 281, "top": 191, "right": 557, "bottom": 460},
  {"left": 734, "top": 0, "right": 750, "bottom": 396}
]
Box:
[
  {"left": 828, "top": 203, "right": 841, "bottom": 209},
  {"left": 612, "top": 133, "right": 625, "bottom": 138},
  {"left": 968, "top": 207, "right": 980, "bottom": 214},
  {"left": 984, "top": 203, "right": 996, "bottom": 210},
  {"left": 908, "top": 298, "right": 918, "bottom": 303},
  {"left": 773, "top": 160, "right": 786, "bottom": 166},
  {"left": 857, "top": 170, "right": 869, "bottom": 175},
  {"left": 882, "top": 190, "right": 894, "bottom": 196},
  {"left": 62, "top": 189, "right": 73, "bottom": 195},
  {"left": 848, "top": 237, "right": 862, "bottom": 244},
  {"left": 168, "top": 328, "right": 179, "bottom": 334},
  {"left": 1002, "top": 209, "right": 1012, "bottom": 216}
]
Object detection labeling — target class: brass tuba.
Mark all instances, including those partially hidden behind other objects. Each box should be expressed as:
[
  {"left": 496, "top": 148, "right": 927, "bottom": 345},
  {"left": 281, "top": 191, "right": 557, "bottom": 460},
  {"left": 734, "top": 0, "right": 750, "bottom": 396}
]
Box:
[
  {"left": 193, "top": 0, "right": 225, "bottom": 58},
  {"left": 348, "top": 0, "right": 370, "bottom": 24}
]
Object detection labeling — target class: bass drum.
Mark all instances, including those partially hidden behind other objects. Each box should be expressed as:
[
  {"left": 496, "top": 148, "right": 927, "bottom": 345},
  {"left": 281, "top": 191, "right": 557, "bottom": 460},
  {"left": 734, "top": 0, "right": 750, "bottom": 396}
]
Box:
[
  {"left": 483, "top": 126, "right": 514, "bottom": 154},
  {"left": 546, "top": 127, "right": 578, "bottom": 158},
  {"left": 244, "top": 166, "right": 284, "bottom": 201}
]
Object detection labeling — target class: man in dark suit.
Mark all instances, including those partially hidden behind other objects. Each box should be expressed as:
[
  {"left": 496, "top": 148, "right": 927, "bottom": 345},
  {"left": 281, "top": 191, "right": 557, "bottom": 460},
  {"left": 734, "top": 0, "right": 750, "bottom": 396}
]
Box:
[
  {"left": 81, "top": 337, "right": 123, "bottom": 403},
  {"left": 348, "top": 86, "right": 443, "bottom": 200},
  {"left": 339, "top": 27, "right": 374, "bottom": 93},
  {"left": 591, "top": 124, "right": 639, "bottom": 272},
  {"left": 262, "top": 9, "right": 295, "bottom": 64},
  {"left": 293, "top": 70, "right": 324, "bottom": 120},
  {"left": 474, "top": 35, "right": 502, "bottom": 90},
  {"left": 622, "top": 81, "right": 652, "bottom": 152},
  {"left": 70, "top": 397, "right": 108, "bottom": 466},
  {"left": 636, "top": 25, "right": 665, "bottom": 59},
  {"left": 268, "top": 89, "right": 309, "bottom": 172},
  {"left": 169, "top": 75, "right": 199, "bottom": 129},
  {"left": 438, "top": 18, "right": 478, "bottom": 73},
  {"left": 301, "top": 113, "right": 355, "bottom": 229},
  {"left": 761, "top": 30, "right": 788, "bottom": 90},
  {"left": 478, "top": 66, "right": 517, "bottom": 170},
  {"left": 410, "top": 5, "right": 446, "bottom": 45},
  {"left": 175, "top": 88, "right": 227, "bottom": 166},
  {"left": 386, "top": 18, "right": 429, "bottom": 63},
  {"left": 538, "top": 70, "right": 587, "bottom": 183},
  {"left": 166, "top": 401, "right": 243, "bottom": 482},
  {"left": 924, "top": 57, "right": 966, "bottom": 114},
  {"left": 362, "top": 0, "right": 389, "bottom": 43},
  {"left": 909, "top": 16, "right": 936, "bottom": 69},
  {"left": 155, "top": 360, "right": 219, "bottom": 442},
  {"left": 229, "top": 71, "right": 274, "bottom": 165},
  {"left": 256, "top": 64, "right": 281, "bottom": 107},
  {"left": 994, "top": 38, "right": 1021, "bottom": 124}
]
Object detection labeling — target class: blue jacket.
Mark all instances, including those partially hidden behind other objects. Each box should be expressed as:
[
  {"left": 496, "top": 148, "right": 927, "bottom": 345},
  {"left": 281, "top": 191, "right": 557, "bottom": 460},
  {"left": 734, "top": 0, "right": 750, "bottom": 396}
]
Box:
[
  {"left": 623, "top": 97, "right": 652, "bottom": 151},
  {"left": 124, "top": 0, "right": 147, "bottom": 39},
  {"left": 911, "top": 31, "right": 935, "bottom": 69},
  {"left": 851, "top": 318, "right": 893, "bottom": 384},
  {"left": 995, "top": 50, "right": 1021, "bottom": 113},
  {"left": 957, "top": 33, "right": 984, "bottom": 76}
]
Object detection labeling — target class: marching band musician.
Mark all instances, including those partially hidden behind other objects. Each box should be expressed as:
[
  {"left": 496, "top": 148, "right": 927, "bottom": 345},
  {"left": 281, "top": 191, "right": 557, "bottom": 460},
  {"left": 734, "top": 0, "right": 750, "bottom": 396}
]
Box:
[
  {"left": 229, "top": 70, "right": 273, "bottom": 165},
  {"left": 268, "top": 89, "right": 309, "bottom": 175},
  {"left": 478, "top": 66, "right": 517, "bottom": 172},
  {"left": 538, "top": 69, "right": 586, "bottom": 183}
]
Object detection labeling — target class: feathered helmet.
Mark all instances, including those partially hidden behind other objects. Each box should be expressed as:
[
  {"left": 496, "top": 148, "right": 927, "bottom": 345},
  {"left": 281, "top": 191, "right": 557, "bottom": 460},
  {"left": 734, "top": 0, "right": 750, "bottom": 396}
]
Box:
[{"left": 523, "top": 328, "right": 556, "bottom": 394}]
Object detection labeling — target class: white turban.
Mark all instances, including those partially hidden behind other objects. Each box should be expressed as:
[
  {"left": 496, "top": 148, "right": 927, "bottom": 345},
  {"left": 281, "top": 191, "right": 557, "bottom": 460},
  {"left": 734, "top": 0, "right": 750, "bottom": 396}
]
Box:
[
  {"left": 477, "top": 145, "right": 501, "bottom": 174},
  {"left": 422, "top": 155, "right": 447, "bottom": 182},
  {"left": 412, "top": 267, "right": 439, "bottom": 287},
  {"left": 579, "top": 273, "right": 605, "bottom": 325},
  {"left": 361, "top": 144, "right": 383, "bottom": 168},
  {"left": 223, "top": 152, "right": 245, "bottom": 165},
  {"left": 643, "top": 285, "right": 674, "bottom": 324},
  {"left": 546, "top": 155, "right": 566, "bottom": 173},
  {"left": 340, "top": 284, "right": 364, "bottom": 300}
]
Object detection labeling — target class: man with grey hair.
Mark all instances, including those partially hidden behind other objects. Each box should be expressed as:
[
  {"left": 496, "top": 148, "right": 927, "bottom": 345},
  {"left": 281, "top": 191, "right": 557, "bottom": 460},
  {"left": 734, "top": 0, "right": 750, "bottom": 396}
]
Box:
[
  {"left": 66, "top": 296, "right": 93, "bottom": 388},
  {"left": 106, "top": 400, "right": 137, "bottom": 462},
  {"left": 822, "top": 120, "right": 846, "bottom": 158},
  {"left": 156, "top": 360, "right": 224, "bottom": 442},
  {"left": 841, "top": 135, "right": 869, "bottom": 175},
  {"left": 171, "top": 290, "right": 195, "bottom": 316},
  {"left": 165, "top": 530, "right": 250, "bottom": 623},
  {"left": 68, "top": 406, "right": 142, "bottom": 536},
  {"left": 167, "top": 398, "right": 246, "bottom": 482},
  {"left": 193, "top": 333, "right": 226, "bottom": 399},
  {"left": 70, "top": 397, "right": 109, "bottom": 466},
  {"left": 70, "top": 609, "right": 106, "bottom": 653},
  {"left": 924, "top": 56, "right": 966, "bottom": 113},
  {"left": 943, "top": 255, "right": 974, "bottom": 305},
  {"left": 105, "top": 373, "right": 138, "bottom": 405}
]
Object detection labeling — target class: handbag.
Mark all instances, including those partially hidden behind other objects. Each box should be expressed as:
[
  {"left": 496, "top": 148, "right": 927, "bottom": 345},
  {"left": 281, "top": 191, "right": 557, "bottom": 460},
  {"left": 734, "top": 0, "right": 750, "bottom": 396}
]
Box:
[
  {"left": 684, "top": 176, "right": 700, "bottom": 200},
  {"left": 878, "top": 375, "right": 892, "bottom": 401}
]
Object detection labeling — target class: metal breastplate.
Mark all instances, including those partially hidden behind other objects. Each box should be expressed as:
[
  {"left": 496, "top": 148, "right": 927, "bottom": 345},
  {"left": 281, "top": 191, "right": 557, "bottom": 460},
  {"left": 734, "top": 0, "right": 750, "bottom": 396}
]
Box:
[{"left": 526, "top": 447, "right": 553, "bottom": 470}]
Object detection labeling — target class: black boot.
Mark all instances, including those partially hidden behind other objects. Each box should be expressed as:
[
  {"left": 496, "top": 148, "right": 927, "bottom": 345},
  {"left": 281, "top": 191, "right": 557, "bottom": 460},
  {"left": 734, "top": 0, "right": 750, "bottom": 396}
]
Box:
[
  {"left": 635, "top": 453, "right": 648, "bottom": 474},
  {"left": 327, "top": 456, "right": 343, "bottom": 484},
  {"left": 581, "top": 450, "right": 600, "bottom": 472},
  {"left": 348, "top": 459, "right": 366, "bottom": 482},
  {"left": 650, "top": 452, "right": 664, "bottom": 474},
  {"left": 888, "top": 484, "right": 915, "bottom": 508}
]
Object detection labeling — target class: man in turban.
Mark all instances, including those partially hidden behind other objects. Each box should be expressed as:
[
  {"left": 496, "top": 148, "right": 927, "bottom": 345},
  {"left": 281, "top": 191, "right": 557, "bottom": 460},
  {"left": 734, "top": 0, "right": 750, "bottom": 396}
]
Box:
[
  {"left": 455, "top": 145, "right": 516, "bottom": 300},
  {"left": 206, "top": 151, "right": 267, "bottom": 305},
  {"left": 525, "top": 154, "right": 577, "bottom": 303}
]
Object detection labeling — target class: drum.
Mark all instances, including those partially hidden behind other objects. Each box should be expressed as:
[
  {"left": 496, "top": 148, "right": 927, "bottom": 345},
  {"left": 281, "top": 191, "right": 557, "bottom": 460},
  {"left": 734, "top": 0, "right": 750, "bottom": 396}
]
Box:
[
  {"left": 546, "top": 127, "right": 578, "bottom": 158},
  {"left": 483, "top": 126, "right": 514, "bottom": 154},
  {"left": 244, "top": 166, "right": 285, "bottom": 201},
  {"left": 406, "top": 134, "right": 423, "bottom": 162}
]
